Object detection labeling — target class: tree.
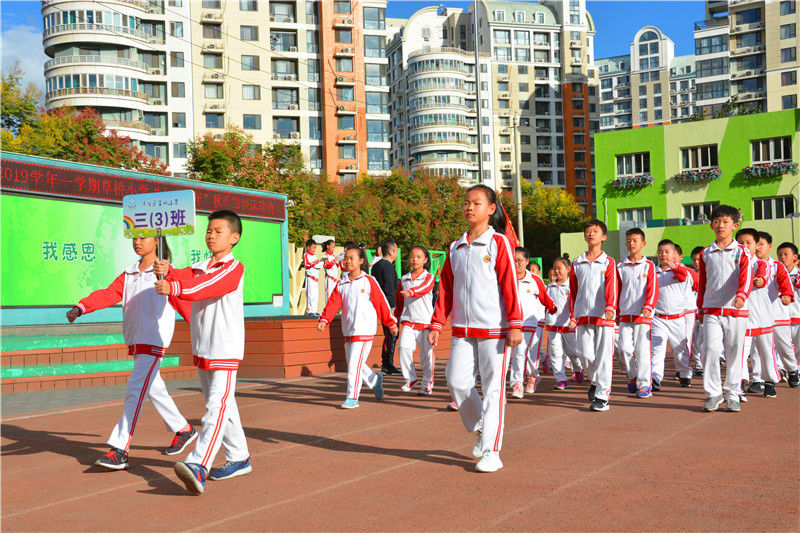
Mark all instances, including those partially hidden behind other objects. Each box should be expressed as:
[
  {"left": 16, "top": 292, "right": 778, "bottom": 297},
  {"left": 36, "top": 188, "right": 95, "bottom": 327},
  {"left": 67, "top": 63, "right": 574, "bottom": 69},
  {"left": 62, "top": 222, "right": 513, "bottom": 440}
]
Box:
[{"left": 1, "top": 61, "right": 42, "bottom": 134}]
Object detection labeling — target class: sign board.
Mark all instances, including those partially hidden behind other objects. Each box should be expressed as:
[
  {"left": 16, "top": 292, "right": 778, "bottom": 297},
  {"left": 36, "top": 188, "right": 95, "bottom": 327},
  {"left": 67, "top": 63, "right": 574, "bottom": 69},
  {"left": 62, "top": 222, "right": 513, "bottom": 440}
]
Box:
[{"left": 123, "top": 190, "right": 196, "bottom": 238}]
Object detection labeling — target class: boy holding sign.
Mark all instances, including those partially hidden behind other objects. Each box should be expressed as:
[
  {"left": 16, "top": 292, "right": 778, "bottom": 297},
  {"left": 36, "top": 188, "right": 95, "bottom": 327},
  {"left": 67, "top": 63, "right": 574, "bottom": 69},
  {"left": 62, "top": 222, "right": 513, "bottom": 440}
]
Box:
[{"left": 155, "top": 210, "right": 251, "bottom": 494}]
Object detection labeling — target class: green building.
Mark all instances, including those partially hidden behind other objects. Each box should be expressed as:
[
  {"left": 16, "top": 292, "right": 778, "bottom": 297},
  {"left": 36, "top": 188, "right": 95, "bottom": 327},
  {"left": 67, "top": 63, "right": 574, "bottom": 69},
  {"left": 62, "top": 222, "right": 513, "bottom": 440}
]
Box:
[{"left": 560, "top": 109, "right": 799, "bottom": 262}]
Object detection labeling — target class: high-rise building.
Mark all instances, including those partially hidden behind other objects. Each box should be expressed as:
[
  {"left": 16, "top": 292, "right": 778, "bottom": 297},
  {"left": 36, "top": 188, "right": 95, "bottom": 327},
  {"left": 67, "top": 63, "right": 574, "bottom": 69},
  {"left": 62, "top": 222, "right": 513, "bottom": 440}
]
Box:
[
  {"left": 388, "top": 0, "right": 600, "bottom": 216},
  {"left": 42, "top": 0, "right": 391, "bottom": 181}
]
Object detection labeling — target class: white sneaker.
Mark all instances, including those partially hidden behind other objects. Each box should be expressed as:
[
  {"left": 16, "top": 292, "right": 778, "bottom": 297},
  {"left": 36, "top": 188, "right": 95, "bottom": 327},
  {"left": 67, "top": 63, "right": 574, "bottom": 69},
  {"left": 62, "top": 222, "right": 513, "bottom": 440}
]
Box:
[
  {"left": 475, "top": 450, "right": 503, "bottom": 473},
  {"left": 400, "top": 379, "right": 418, "bottom": 392},
  {"left": 472, "top": 432, "right": 483, "bottom": 459},
  {"left": 511, "top": 382, "right": 524, "bottom": 399}
]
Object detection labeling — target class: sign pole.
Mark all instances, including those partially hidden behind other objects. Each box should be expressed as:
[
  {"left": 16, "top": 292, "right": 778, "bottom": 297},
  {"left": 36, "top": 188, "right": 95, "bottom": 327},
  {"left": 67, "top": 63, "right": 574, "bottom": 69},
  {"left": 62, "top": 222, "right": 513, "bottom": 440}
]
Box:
[{"left": 157, "top": 227, "right": 164, "bottom": 281}]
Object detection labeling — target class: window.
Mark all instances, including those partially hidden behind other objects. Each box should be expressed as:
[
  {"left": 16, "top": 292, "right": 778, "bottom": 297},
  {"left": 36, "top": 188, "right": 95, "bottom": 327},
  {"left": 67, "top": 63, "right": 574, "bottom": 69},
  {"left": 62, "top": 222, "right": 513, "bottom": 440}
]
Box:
[
  {"left": 169, "top": 21, "right": 183, "bottom": 37},
  {"left": 493, "top": 10, "right": 505, "bottom": 21},
  {"left": 366, "top": 92, "right": 388, "bottom": 113},
  {"left": 202, "top": 24, "right": 221, "bottom": 39},
  {"left": 205, "top": 113, "right": 223, "bottom": 128},
  {"left": 202, "top": 0, "right": 220, "bottom": 7},
  {"left": 616, "top": 152, "right": 650, "bottom": 176},
  {"left": 242, "top": 84, "right": 260, "bottom": 100},
  {"left": 172, "top": 112, "right": 185, "bottom": 128},
  {"left": 683, "top": 202, "right": 719, "bottom": 221},
  {"left": 366, "top": 120, "right": 388, "bottom": 142},
  {"left": 494, "top": 30, "right": 511, "bottom": 45},
  {"left": 336, "top": 58, "right": 353, "bottom": 72},
  {"left": 307, "top": 30, "right": 319, "bottom": 53},
  {"left": 204, "top": 83, "right": 223, "bottom": 98},
  {"left": 203, "top": 53, "right": 222, "bottom": 69},
  {"left": 173, "top": 142, "right": 186, "bottom": 159},
  {"left": 739, "top": 31, "right": 762, "bottom": 48},
  {"left": 336, "top": 87, "right": 353, "bottom": 101},
  {"left": 780, "top": 1, "right": 796, "bottom": 15},
  {"left": 363, "top": 7, "right": 384, "bottom": 29},
  {"left": 171, "top": 82, "right": 185, "bottom": 97},
  {"left": 243, "top": 114, "right": 261, "bottom": 129},
  {"left": 696, "top": 58, "right": 727, "bottom": 77},
  {"left": 365, "top": 64, "right": 386, "bottom": 85},
  {"left": 335, "top": 29, "right": 352, "bottom": 43},
  {"left": 516, "top": 49, "right": 530, "bottom": 62},
  {"left": 339, "top": 145, "right": 356, "bottom": 159},
  {"left": 783, "top": 94, "right": 797, "bottom": 109},
  {"left": 170, "top": 51, "right": 184, "bottom": 67},
  {"left": 239, "top": 0, "right": 257, "bottom": 11},
  {"left": 368, "top": 148, "right": 389, "bottom": 171},
  {"left": 617, "top": 207, "right": 652, "bottom": 226},
  {"left": 735, "top": 8, "right": 761, "bottom": 25},
  {"left": 242, "top": 55, "right": 259, "bottom": 71},
  {"left": 495, "top": 48, "right": 511, "bottom": 61},
  {"left": 364, "top": 35, "right": 385, "bottom": 58},
  {"left": 639, "top": 111, "right": 648, "bottom": 122},
  {"left": 681, "top": 145, "right": 718, "bottom": 169},
  {"left": 270, "top": 1, "right": 295, "bottom": 21},
  {"left": 753, "top": 196, "right": 795, "bottom": 220},
  {"left": 696, "top": 80, "right": 729, "bottom": 100},
  {"left": 782, "top": 70, "right": 797, "bottom": 86},
  {"left": 781, "top": 23, "right": 797, "bottom": 39},
  {"left": 695, "top": 35, "right": 727, "bottom": 55},
  {"left": 307, "top": 58, "right": 319, "bottom": 82},
  {"left": 337, "top": 115, "right": 355, "bottom": 130},
  {"left": 308, "top": 88, "right": 320, "bottom": 110},
  {"left": 240, "top": 25, "right": 258, "bottom": 41},
  {"left": 308, "top": 117, "right": 321, "bottom": 140},
  {"left": 781, "top": 47, "right": 797, "bottom": 62},
  {"left": 272, "top": 58, "right": 297, "bottom": 77},
  {"left": 334, "top": 1, "right": 350, "bottom": 14},
  {"left": 752, "top": 137, "right": 792, "bottom": 163},
  {"left": 273, "top": 117, "right": 298, "bottom": 138},
  {"left": 309, "top": 145, "right": 322, "bottom": 170},
  {"left": 272, "top": 88, "right": 297, "bottom": 109}
]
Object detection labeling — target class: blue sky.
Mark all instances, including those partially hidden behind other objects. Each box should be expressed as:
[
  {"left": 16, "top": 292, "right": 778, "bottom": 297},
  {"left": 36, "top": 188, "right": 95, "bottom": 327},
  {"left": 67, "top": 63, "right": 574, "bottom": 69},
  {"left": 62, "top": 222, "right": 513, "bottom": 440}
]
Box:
[{"left": 2, "top": 0, "right": 706, "bottom": 89}]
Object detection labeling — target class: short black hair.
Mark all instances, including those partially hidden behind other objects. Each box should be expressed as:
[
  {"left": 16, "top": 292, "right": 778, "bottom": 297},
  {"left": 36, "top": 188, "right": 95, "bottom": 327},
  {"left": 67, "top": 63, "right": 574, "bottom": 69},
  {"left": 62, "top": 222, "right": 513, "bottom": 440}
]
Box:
[
  {"left": 674, "top": 244, "right": 683, "bottom": 256},
  {"left": 552, "top": 257, "right": 571, "bottom": 269},
  {"left": 583, "top": 219, "right": 607, "bottom": 236},
  {"left": 625, "top": 227, "right": 645, "bottom": 239},
  {"left": 208, "top": 210, "right": 242, "bottom": 242},
  {"left": 381, "top": 238, "right": 397, "bottom": 254},
  {"left": 305, "top": 238, "right": 316, "bottom": 247},
  {"left": 342, "top": 240, "right": 356, "bottom": 249},
  {"left": 735, "top": 228, "right": 759, "bottom": 241},
  {"left": 657, "top": 239, "right": 675, "bottom": 249},
  {"left": 345, "top": 242, "right": 367, "bottom": 270},
  {"left": 710, "top": 204, "right": 741, "bottom": 223},
  {"left": 691, "top": 246, "right": 704, "bottom": 257},
  {"left": 515, "top": 246, "right": 530, "bottom": 260},
  {"left": 323, "top": 239, "right": 335, "bottom": 251},
  {"left": 777, "top": 242, "right": 798, "bottom": 255},
  {"left": 757, "top": 231, "right": 772, "bottom": 244}
]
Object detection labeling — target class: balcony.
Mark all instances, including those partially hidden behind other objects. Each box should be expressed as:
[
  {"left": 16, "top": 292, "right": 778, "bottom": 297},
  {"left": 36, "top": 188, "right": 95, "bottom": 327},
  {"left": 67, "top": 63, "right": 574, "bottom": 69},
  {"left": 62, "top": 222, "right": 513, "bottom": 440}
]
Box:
[
  {"left": 335, "top": 75, "right": 355, "bottom": 86},
  {"left": 409, "top": 120, "right": 471, "bottom": 132},
  {"left": 569, "top": 40, "right": 581, "bottom": 49},
  {"left": 332, "top": 18, "right": 354, "bottom": 29},
  {"left": 201, "top": 12, "right": 223, "bottom": 23},
  {"left": 204, "top": 102, "right": 226, "bottom": 112},
  {"left": 334, "top": 47, "right": 355, "bottom": 58},
  {"left": 271, "top": 72, "right": 298, "bottom": 81},
  {"left": 202, "top": 41, "right": 223, "bottom": 53},
  {"left": 407, "top": 47, "right": 474, "bottom": 60},
  {"left": 729, "top": 0, "right": 763, "bottom": 5},
  {"left": 269, "top": 14, "right": 296, "bottom": 23},
  {"left": 533, "top": 41, "right": 550, "bottom": 49},
  {"left": 44, "top": 55, "right": 148, "bottom": 72},
  {"left": 103, "top": 120, "right": 152, "bottom": 133},
  {"left": 411, "top": 154, "right": 477, "bottom": 167},
  {"left": 45, "top": 86, "right": 149, "bottom": 102},
  {"left": 731, "top": 68, "right": 765, "bottom": 79},
  {"left": 335, "top": 105, "right": 356, "bottom": 115},
  {"left": 730, "top": 44, "right": 765, "bottom": 57},
  {"left": 736, "top": 90, "right": 766, "bottom": 101},
  {"left": 730, "top": 21, "right": 765, "bottom": 34},
  {"left": 571, "top": 58, "right": 583, "bottom": 66},
  {"left": 694, "top": 16, "right": 729, "bottom": 31},
  {"left": 203, "top": 71, "right": 224, "bottom": 82},
  {"left": 337, "top": 136, "right": 357, "bottom": 144},
  {"left": 337, "top": 165, "right": 359, "bottom": 174},
  {"left": 43, "top": 23, "right": 156, "bottom": 42}
]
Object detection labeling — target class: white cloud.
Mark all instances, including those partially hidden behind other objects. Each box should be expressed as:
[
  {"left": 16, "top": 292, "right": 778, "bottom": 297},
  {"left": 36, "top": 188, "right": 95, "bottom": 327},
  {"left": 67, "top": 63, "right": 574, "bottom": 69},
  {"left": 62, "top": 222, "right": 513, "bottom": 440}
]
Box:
[{"left": 2, "top": 24, "right": 47, "bottom": 92}]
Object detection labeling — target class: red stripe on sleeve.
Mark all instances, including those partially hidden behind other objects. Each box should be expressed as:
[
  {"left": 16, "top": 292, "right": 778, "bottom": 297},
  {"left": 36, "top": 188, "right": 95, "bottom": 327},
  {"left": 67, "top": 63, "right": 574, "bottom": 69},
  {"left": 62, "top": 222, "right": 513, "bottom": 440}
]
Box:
[
  {"left": 430, "top": 246, "right": 454, "bottom": 331},
  {"left": 176, "top": 261, "right": 244, "bottom": 301},
  {"left": 604, "top": 257, "right": 617, "bottom": 314},
  {"left": 737, "top": 246, "right": 753, "bottom": 301},
  {"left": 77, "top": 272, "right": 125, "bottom": 314},
  {"left": 367, "top": 276, "right": 398, "bottom": 328},
  {"left": 776, "top": 262, "right": 794, "bottom": 300},
  {"left": 697, "top": 249, "right": 707, "bottom": 311},
  {"left": 644, "top": 261, "right": 659, "bottom": 312},
  {"left": 493, "top": 234, "right": 523, "bottom": 328},
  {"left": 568, "top": 268, "right": 578, "bottom": 319},
  {"left": 319, "top": 282, "right": 342, "bottom": 324}
]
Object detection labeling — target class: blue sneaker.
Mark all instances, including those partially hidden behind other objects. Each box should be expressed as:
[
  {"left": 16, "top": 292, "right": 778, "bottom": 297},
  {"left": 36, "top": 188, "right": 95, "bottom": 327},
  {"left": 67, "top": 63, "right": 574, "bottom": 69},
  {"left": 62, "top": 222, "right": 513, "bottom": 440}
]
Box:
[
  {"left": 636, "top": 387, "right": 652, "bottom": 399},
  {"left": 627, "top": 379, "right": 637, "bottom": 394},
  {"left": 209, "top": 457, "right": 252, "bottom": 481},
  {"left": 374, "top": 373, "right": 384, "bottom": 400},
  {"left": 174, "top": 462, "right": 206, "bottom": 494},
  {"left": 341, "top": 398, "right": 359, "bottom": 409}
]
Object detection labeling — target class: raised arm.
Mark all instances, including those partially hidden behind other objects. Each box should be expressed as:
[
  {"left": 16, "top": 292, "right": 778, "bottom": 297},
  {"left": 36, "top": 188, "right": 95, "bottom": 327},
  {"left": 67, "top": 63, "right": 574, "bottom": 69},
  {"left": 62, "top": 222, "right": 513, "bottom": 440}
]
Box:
[
  {"left": 168, "top": 260, "right": 244, "bottom": 301},
  {"left": 76, "top": 273, "right": 125, "bottom": 315}
]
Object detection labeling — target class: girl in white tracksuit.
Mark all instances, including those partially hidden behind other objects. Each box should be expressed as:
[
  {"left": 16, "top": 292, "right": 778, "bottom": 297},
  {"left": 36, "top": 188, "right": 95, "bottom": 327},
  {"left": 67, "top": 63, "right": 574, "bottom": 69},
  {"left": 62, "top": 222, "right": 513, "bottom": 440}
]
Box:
[
  {"left": 546, "top": 257, "right": 584, "bottom": 389},
  {"left": 395, "top": 246, "right": 436, "bottom": 395},
  {"left": 509, "top": 247, "right": 556, "bottom": 398},
  {"left": 429, "top": 184, "right": 522, "bottom": 474},
  {"left": 318, "top": 246, "right": 398, "bottom": 409},
  {"left": 67, "top": 237, "right": 194, "bottom": 470}
]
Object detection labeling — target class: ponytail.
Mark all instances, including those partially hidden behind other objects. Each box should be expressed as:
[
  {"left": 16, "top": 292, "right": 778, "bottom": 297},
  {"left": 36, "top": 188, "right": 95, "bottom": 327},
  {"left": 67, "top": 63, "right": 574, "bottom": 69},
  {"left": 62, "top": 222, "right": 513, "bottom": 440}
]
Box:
[
  {"left": 466, "top": 184, "right": 507, "bottom": 235},
  {"left": 159, "top": 237, "right": 172, "bottom": 263}
]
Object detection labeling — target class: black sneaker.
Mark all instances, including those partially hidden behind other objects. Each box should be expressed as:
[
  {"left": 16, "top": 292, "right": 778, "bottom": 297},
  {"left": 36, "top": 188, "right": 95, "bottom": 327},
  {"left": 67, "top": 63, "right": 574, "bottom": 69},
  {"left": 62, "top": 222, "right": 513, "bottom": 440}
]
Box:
[
  {"left": 95, "top": 447, "right": 129, "bottom": 470},
  {"left": 589, "top": 398, "right": 609, "bottom": 412},
  {"left": 674, "top": 372, "right": 681, "bottom": 381},
  {"left": 788, "top": 370, "right": 800, "bottom": 388},
  {"left": 679, "top": 377, "right": 692, "bottom": 388},
  {"left": 164, "top": 426, "right": 198, "bottom": 456},
  {"left": 764, "top": 382, "right": 777, "bottom": 398},
  {"left": 694, "top": 368, "right": 704, "bottom": 377},
  {"left": 747, "top": 382, "right": 765, "bottom": 394},
  {"left": 652, "top": 379, "right": 661, "bottom": 392},
  {"left": 587, "top": 384, "right": 596, "bottom": 402}
]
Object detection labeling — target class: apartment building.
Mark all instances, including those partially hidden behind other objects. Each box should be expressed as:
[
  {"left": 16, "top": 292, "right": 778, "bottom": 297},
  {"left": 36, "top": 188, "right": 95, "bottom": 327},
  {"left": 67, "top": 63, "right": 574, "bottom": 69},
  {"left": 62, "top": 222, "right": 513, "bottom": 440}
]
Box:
[
  {"left": 42, "top": 0, "right": 390, "bottom": 181},
  {"left": 597, "top": 26, "right": 697, "bottom": 131},
  {"left": 388, "top": 0, "right": 600, "bottom": 216},
  {"left": 693, "top": 0, "right": 799, "bottom": 116}
]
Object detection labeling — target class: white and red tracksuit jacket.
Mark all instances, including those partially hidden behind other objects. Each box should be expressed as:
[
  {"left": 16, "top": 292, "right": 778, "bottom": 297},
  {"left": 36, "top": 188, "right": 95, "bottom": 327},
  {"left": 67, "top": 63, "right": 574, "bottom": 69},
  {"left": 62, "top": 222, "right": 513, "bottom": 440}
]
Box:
[
  {"left": 431, "top": 228, "right": 522, "bottom": 338},
  {"left": 684, "top": 267, "right": 699, "bottom": 315},
  {"left": 323, "top": 251, "right": 338, "bottom": 281},
  {"left": 303, "top": 252, "right": 321, "bottom": 281},
  {"left": 697, "top": 240, "right": 753, "bottom": 318},
  {"left": 518, "top": 271, "right": 555, "bottom": 331},
  {"left": 76, "top": 262, "right": 190, "bottom": 356},
  {"left": 746, "top": 259, "right": 772, "bottom": 331},
  {"left": 319, "top": 273, "right": 397, "bottom": 340},
  {"left": 616, "top": 257, "right": 658, "bottom": 324},
  {"left": 394, "top": 269, "right": 435, "bottom": 330},
  {"left": 788, "top": 266, "right": 800, "bottom": 324},
  {"left": 166, "top": 253, "right": 245, "bottom": 369},
  {"left": 569, "top": 251, "right": 618, "bottom": 327},
  {"left": 757, "top": 257, "right": 794, "bottom": 327},
  {"left": 654, "top": 264, "right": 695, "bottom": 318},
  {"left": 545, "top": 280, "right": 572, "bottom": 331}
]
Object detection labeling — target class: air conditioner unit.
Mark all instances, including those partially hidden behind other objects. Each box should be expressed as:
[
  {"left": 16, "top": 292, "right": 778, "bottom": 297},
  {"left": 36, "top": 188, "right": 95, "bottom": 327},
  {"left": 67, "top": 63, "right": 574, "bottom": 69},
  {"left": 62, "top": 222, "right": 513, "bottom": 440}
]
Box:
[
  {"left": 289, "top": 46, "right": 297, "bottom": 52},
  {"left": 347, "top": 165, "right": 357, "bottom": 170},
  {"left": 270, "top": 16, "right": 276, "bottom": 21},
  {"left": 152, "top": 99, "right": 163, "bottom": 105},
  {"left": 343, "top": 47, "right": 352, "bottom": 54},
  {"left": 422, "top": 36, "right": 430, "bottom": 41},
  {"left": 289, "top": 104, "right": 299, "bottom": 110},
  {"left": 344, "top": 135, "right": 354, "bottom": 141},
  {"left": 271, "top": 74, "right": 279, "bottom": 80},
  {"left": 151, "top": 69, "right": 161, "bottom": 75},
  {"left": 204, "top": 13, "right": 213, "bottom": 18},
  {"left": 290, "top": 132, "right": 300, "bottom": 139},
  {"left": 499, "top": 92, "right": 509, "bottom": 98},
  {"left": 500, "top": 146, "right": 512, "bottom": 152},
  {"left": 212, "top": 72, "right": 222, "bottom": 79},
  {"left": 208, "top": 43, "right": 216, "bottom": 49},
  {"left": 273, "top": 133, "right": 281, "bottom": 139},
  {"left": 337, "top": 105, "right": 346, "bottom": 111},
  {"left": 336, "top": 76, "right": 345, "bottom": 82},
  {"left": 270, "top": 45, "right": 276, "bottom": 51},
  {"left": 287, "top": 74, "right": 297, "bottom": 80},
  {"left": 345, "top": 19, "right": 353, "bottom": 25},
  {"left": 210, "top": 104, "right": 220, "bottom": 109}
]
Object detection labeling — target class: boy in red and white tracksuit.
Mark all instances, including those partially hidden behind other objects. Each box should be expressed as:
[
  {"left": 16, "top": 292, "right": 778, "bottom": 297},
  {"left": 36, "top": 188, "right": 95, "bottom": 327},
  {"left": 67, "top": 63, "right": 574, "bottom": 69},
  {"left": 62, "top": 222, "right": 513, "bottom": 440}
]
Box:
[
  {"left": 546, "top": 258, "right": 582, "bottom": 389},
  {"left": 511, "top": 266, "right": 556, "bottom": 397},
  {"left": 569, "top": 220, "right": 617, "bottom": 411},
  {"left": 322, "top": 241, "right": 339, "bottom": 299},
  {"left": 742, "top": 252, "right": 782, "bottom": 394},
  {"left": 777, "top": 242, "right": 800, "bottom": 386},
  {"left": 394, "top": 268, "right": 436, "bottom": 394},
  {"left": 303, "top": 240, "right": 323, "bottom": 315}
]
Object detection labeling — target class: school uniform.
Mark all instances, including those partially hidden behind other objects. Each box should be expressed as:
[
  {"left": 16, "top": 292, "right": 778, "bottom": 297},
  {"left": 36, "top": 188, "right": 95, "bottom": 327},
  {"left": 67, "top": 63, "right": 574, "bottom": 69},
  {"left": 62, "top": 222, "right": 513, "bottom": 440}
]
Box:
[
  {"left": 743, "top": 259, "right": 780, "bottom": 385},
  {"left": 763, "top": 258, "right": 797, "bottom": 373},
  {"left": 320, "top": 273, "right": 397, "bottom": 399},
  {"left": 510, "top": 272, "right": 555, "bottom": 385},
  {"left": 683, "top": 268, "right": 703, "bottom": 372},
  {"left": 652, "top": 264, "right": 695, "bottom": 382},
  {"left": 323, "top": 251, "right": 339, "bottom": 299},
  {"left": 616, "top": 257, "right": 658, "bottom": 390},
  {"left": 569, "top": 252, "right": 618, "bottom": 402},
  {"left": 395, "top": 270, "right": 436, "bottom": 392},
  {"left": 431, "top": 227, "right": 522, "bottom": 455},
  {"left": 697, "top": 241, "right": 753, "bottom": 401},
  {"left": 166, "top": 254, "right": 249, "bottom": 471},
  {"left": 303, "top": 252, "right": 322, "bottom": 314},
  {"left": 788, "top": 266, "right": 800, "bottom": 364},
  {"left": 546, "top": 280, "right": 581, "bottom": 383},
  {"left": 76, "top": 262, "right": 190, "bottom": 453}
]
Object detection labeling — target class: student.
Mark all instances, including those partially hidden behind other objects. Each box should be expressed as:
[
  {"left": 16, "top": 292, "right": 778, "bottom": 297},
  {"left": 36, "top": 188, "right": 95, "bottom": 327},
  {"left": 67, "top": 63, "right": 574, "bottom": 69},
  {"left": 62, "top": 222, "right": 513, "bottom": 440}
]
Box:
[
  {"left": 569, "top": 219, "right": 617, "bottom": 412},
  {"left": 318, "top": 245, "right": 398, "bottom": 408},
  {"left": 322, "top": 239, "right": 339, "bottom": 299},
  {"left": 510, "top": 247, "right": 555, "bottom": 397},
  {"left": 652, "top": 239, "right": 696, "bottom": 390},
  {"left": 617, "top": 228, "right": 658, "bottom": 398},
  {"left": 303, "top": 239, "right": 323, "bottom": 317},
  {"left": 690, "top": 246, "right": 706, "bottom": 376},
  {"left": 754, "top": 232, "right": 797, "bottom": 389},
  {"left": 546, "top": 257, "right": 583, "bottom": 390},
  {"left": 777, "top": 241, "right": 800, "bottom": 386},
  {"left": 395, "top": 246, "right": 436, "bottom": 395},
  {"left": 155, "top": 210, "right": 251, "bottom": 494},
  {"left": 370, "top": 245, "right": 383, "bottom": 268},
  {"left": 428, "top": 184, "right": 522, "bottom": 473},
  {"left": 372, "top": 239, "right": 402, "bottom": 375},
  {"left": 67, "top": 236, "right": 195, "bottom": 470},
  {"left": 528, "top": 260, "right": 541, "bottom": 276},
  {"left": 697, "top": 205, "right": 752, "bottom": 412},
  {"left": 676, "top": 244, "right": 700, "bottom": 380}
]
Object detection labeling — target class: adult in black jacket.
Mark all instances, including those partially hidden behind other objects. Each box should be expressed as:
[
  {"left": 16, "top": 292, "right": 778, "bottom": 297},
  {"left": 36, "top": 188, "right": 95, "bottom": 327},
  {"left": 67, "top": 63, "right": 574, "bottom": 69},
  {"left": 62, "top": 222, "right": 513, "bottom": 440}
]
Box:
[{"left": 371, "top": 239, "right": 401, "bottom": 375}]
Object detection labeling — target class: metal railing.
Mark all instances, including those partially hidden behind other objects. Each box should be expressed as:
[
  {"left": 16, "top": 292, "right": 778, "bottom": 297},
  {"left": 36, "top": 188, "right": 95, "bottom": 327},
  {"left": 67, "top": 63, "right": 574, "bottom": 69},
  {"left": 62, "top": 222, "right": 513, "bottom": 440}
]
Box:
[
  {"left": 46, "top": 86, "right": 149, "bottom": 101},
  {"left": 45, "top": 55, "right": 149, "bottom": 71},
  {"left": 694, "top": 16, "right": 729, "bottom": 30},
  {"left": 44, "top": 23, "right": 158, "bottom": 42},
  {"left": 104, "top": 119, "right": 152, "bottom": 132}
]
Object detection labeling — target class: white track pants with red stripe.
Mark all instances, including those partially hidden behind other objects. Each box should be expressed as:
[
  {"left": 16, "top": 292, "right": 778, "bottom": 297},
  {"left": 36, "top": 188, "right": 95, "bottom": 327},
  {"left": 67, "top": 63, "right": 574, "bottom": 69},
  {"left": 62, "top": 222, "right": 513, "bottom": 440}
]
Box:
[
  {"left": 509, "top": 329, "right": 543, "bottom": 384},
  {"left": 186, "top": 369, "right": 249, "bottom": 469},
  {"left": 397, "top": 328, "right": 434, "bottom": 390},
  {"left": 548, "top": 330, "right": 579, "bottom": 383},
  {"left": 774, "top": 325, "right": 799, "bottom": 372},
  {"left": 577, "top": 324, "right": 613, "bottom": 401},
  {"left": 619, "top": 322, "right": 652, "bottom": 389},
  {"left": 692, "top": 317, "right": 704, "bottom": 370},
  {"left": 446, "top": 337, "right": 508, "bottom": 454},
  {"left": 651, "top": 316, "right": 692, "bottom": 382},
  {"left": 326, "top": 276, "right": 337, "bottom": 300},
  {"left": 306, "top": 277, "right": 319, "bottom": 314},
  {"left": 702, "top": 315, "right": 746, "bottom": 401},
  {"left": 746, "top": 333, "right": 780, "bottom": 384},
  {"left": 793, "top": 324, "right": 800, "bottom": 366},
  {"left": 345, "top": 340, "right": 380, "bottom": 400},
  {"left": 107, "top": 354, "right": 187, "bottom": 452}
]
